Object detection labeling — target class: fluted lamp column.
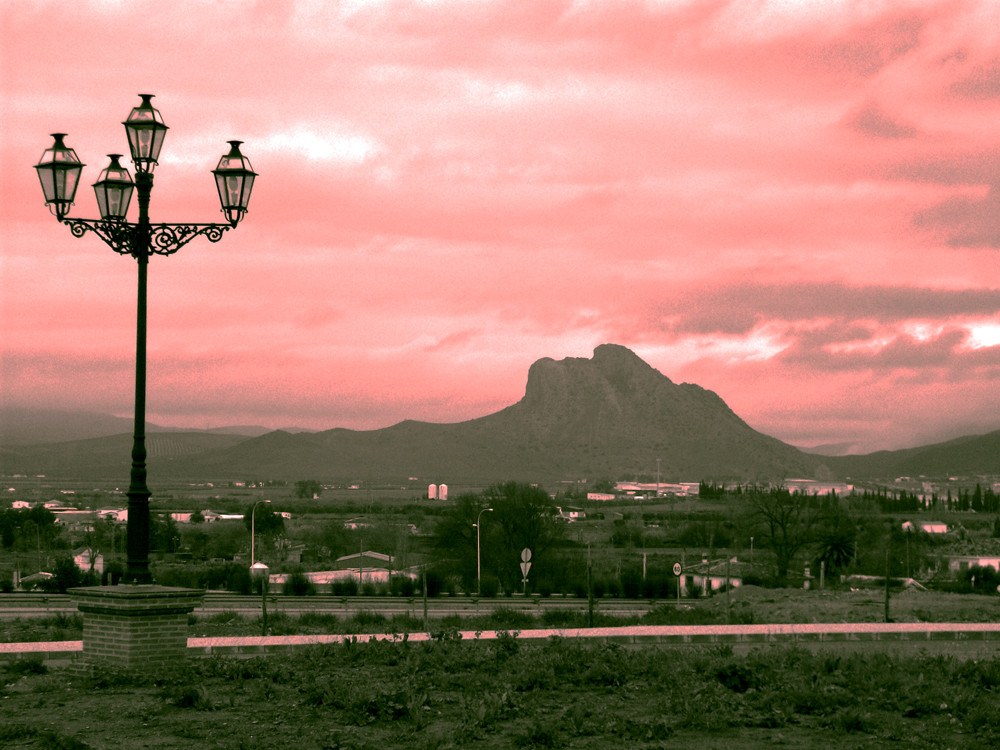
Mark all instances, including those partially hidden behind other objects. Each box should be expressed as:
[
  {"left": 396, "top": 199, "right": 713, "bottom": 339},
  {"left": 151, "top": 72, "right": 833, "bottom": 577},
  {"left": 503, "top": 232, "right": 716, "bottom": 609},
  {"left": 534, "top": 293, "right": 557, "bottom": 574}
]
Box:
[
  {"left": 34, "top": 95, "right": 257, "bottom": 585},
  {"left": 36, "top": 95, "right": 256, "bottom": 670}
]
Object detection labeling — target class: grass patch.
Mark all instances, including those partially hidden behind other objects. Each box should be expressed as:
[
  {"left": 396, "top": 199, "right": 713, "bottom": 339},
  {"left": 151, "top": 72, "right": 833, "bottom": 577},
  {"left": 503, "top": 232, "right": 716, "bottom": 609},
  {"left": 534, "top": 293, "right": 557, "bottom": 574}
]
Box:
[{"left": 3, "top": 638, "right": 999, "bottom": 749}]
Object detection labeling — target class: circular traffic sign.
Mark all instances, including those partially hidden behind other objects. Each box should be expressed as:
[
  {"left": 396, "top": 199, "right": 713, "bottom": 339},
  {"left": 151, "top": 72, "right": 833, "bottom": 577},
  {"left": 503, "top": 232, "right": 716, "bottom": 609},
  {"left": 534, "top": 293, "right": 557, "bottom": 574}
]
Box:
[{"left": 673, "top": 563, "right": 682, "bottom": 576}]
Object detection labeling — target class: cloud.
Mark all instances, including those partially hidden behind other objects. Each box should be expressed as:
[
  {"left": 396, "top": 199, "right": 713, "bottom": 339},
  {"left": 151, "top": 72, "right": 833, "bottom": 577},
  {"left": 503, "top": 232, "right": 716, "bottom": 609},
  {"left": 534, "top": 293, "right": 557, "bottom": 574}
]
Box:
[
  {"left": 913, "top": 183, "right": 1000, "bottom": 248},
  {"left": 950, "top": 58, "right": 1000, "bottom": 100},
  {"left": 643, "top": 283, "right": 1000, "bottom": 337},
  {"left": 845, "top": 103, "right": 918, "bottom": 139},
  {"left": 4, "top": 0, "right": 999, "bottom": 454},
  {"left": 260, "top": 128, "right": 381, "bottom": 164}
]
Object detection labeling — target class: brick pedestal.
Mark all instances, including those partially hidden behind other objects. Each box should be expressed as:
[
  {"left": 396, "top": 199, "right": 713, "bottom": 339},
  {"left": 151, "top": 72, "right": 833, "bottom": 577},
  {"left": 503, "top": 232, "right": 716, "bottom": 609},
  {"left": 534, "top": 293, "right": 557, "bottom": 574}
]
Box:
[{"left": 68, "top": 585, "right": 204, "bottom": 669}]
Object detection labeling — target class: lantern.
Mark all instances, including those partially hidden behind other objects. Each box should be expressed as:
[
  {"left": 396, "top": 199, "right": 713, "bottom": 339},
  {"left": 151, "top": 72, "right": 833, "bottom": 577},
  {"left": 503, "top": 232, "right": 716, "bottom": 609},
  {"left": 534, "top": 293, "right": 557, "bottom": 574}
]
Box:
[
  {"left": 213, "top": 140, "right": 257, "bottom": 226},
  {"left": 123, "top": 94, "right": 168, "bottom": 172},
  {"left": 92, "top": 154, "right": 134, "bottom": 220},
  {"left": 35, "top": 133, "right": 85, "bottom": 220}
]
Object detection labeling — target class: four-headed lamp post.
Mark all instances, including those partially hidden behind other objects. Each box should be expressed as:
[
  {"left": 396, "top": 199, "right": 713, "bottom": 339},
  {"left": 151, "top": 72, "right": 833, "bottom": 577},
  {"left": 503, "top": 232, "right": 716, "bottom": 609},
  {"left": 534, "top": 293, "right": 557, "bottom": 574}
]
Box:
[
  {"left": 475, "top": 507, "right": 493, "bottom": 596},
  {"left": 34, "top": 94, "right": 257, "bottom": 586}
]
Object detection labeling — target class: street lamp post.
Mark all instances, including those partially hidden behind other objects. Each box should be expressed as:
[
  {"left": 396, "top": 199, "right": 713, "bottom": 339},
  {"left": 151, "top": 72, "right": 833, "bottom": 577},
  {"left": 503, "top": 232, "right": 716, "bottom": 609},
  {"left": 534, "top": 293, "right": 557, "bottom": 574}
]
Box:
[
  {"left": 475, "top": 507, "right": 493, "bottom": 596},
  {"left": 35, "top": 95, "right": 257, "bottom": 586},
  {"left": 250, "top": 500, "right": 272, "bottom": 566}
]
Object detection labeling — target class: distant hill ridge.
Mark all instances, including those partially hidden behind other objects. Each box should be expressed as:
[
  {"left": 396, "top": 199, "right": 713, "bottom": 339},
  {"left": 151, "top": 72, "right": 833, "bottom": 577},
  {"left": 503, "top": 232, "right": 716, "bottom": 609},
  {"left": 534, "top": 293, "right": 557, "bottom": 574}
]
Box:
[{"left": 2, "top": 345, "right": 998, "bottom": 482}]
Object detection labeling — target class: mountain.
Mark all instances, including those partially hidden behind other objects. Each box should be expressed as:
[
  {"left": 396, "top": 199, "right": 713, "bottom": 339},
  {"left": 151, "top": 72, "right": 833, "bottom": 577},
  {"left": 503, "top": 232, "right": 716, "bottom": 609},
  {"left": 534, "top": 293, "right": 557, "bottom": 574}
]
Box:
[
  {"left": 2, "top": 345, "right": 996, "bottom": 483},
  {"left": 145, "top": 344, "right": 821, "bottom": 483},
  {"left": 0, "top": 345, "right": 820, "bottom": 483},
  {"left": 0, "top": 408, "right": 139, "bottom": 446},
  {"left": 0, "top": 407, "right": 281, "bottom": 445},
  {"left": 823, "top": 430, "right": 1000, "bottom": 479}
]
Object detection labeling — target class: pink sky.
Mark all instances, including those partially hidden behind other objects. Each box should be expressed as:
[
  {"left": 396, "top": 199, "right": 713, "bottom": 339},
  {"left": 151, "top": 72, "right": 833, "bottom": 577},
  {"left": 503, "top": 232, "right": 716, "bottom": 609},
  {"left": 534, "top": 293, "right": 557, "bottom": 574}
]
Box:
[{"left": 2, "top": 0, "right": 998, "bottom": 453}]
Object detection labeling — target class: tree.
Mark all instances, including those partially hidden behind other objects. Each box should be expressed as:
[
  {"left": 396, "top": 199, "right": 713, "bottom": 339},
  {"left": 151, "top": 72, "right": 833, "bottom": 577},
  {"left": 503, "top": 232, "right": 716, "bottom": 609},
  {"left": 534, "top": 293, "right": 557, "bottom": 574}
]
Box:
[
  {"left": 150, "top": 514, "right": 180, "bottom": 553},
  {"left": 483, "top": 482, "right": 564, "bottom": 592},
  {"left": 432, "top": 492, "right": 483, "bottom": 591},
  {"left": 591, "top": 478, "right": 616, "bottom": 494},
  {"left": 432, "top": 483, "right": 564, "bottom": 593},
  {"left": 294, "top": 480, "right": 323, "bottom": 499},
  {"left": 746, "top": 487, "right": 820, "bottom": 584},
  {"left": 243, "top": 504, "right": 285, "bottom": 537},
  {"left": 244, "top": 504, "right": 285, "bottom": 560},
  {"left": 45, "top": 555, "right": 84, "bottom": 593},
  {"left": 816, "top": 521, "right": 856, "bottom": 576}
]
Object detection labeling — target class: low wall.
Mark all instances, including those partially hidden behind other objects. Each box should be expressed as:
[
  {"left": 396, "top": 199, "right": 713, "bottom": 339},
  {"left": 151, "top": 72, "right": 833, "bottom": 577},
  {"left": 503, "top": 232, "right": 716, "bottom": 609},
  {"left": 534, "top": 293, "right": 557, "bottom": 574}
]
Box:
[{"left": 5, "top": 622, "right": 1000, "bottom": 667}]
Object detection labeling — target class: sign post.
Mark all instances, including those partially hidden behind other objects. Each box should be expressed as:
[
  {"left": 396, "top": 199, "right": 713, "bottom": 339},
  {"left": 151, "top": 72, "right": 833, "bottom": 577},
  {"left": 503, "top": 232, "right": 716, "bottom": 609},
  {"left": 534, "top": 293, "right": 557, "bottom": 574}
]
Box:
[
  {"left": 520, "top": 548, "right": 532, "bottom": 594},
  {"left": 673, "top": 562, "right": 682, "bottom": 604}
]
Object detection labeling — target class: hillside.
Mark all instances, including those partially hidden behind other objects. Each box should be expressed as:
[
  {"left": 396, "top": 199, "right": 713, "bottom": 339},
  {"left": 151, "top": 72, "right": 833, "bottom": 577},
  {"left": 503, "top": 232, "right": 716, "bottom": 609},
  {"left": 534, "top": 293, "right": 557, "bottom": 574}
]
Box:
[
  {"left": 825, "top": 429, "right": 1000, "bottom": 479},
  {"left": 0, "top": 345, "right": 820, "bottom": 483},
  {"left": 2, "top": 345, "right": 996, "bottom": 484}
]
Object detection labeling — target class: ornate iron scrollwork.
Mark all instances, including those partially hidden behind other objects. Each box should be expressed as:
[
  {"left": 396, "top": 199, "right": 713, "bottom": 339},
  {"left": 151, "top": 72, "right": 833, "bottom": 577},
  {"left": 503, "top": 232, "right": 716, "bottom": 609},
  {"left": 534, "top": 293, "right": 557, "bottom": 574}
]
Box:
[
  {"left": 64, "top": 218, "right": 134, "bottom": 255},
  {"left": 61, "top": 218, "right": 230, "bottom": 257},
  {"left": 149, "top": 223, "right": 229, "bottom": 255}
]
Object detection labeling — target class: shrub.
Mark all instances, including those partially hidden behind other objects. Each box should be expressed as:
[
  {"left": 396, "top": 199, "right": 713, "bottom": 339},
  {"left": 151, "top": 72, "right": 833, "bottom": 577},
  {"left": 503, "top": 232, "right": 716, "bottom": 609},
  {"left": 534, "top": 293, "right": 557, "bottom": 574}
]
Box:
[
  {"left": 621, "top": 569, "right": 643, "bottom": 598},
  {"left": 390, "top": 575, "right": 415, "bottom": 597},
  {"left": 3, "top": 657, "right": 47, "bottom": 678},
  {"left": 488, "top": 607, "right": 535, "bottom": 630},
  {"left": 283, "top": 568, "right": 317, "bottom": 596},
  {"left": 351, "top": 610, "right": 388, "bottom": 629},
  {"left": 332, "top": 578, "right": 359, "bottom": 596},
  {"left": 424, "top": 569, "right": 444, "bottom": 598},
  {"left": 479, "top": 574, "right": 500, "bottom": 598}
]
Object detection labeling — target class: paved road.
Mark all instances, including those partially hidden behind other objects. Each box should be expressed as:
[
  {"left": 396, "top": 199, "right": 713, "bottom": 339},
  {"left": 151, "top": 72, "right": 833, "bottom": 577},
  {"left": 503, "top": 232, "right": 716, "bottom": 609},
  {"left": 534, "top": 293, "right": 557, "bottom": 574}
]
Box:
[{"left": 0, "top": 592, "right": 655, "bottom": 620}]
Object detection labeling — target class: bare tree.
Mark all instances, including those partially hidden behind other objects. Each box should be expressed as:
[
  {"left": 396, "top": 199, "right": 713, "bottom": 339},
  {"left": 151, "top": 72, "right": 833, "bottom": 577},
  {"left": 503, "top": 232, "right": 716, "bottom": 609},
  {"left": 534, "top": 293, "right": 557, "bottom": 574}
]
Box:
[{"left": 746, "top": 487, "right": 820, "bottom": 584}]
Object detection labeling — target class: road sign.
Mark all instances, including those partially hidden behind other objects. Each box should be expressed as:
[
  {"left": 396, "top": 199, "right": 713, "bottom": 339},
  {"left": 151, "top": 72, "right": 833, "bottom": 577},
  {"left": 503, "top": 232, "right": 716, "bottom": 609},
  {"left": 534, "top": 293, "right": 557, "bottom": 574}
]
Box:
[
  {"left": 673, "top": 563, "right": 682, "bottom": 576},
  {"left": 520, "top": 561, "right": 532, "bottom": 578},
  {"left": 521, "top": 548, "right": 532, "bottom": 563}
]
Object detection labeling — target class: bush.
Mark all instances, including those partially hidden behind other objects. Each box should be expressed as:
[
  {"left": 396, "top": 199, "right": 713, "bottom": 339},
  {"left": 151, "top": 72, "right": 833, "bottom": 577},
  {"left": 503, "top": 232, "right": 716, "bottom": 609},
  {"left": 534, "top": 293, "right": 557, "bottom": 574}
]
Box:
[
  {"left": 621, "top": 569, "right": 643, "bottom": 599},
  {"left": 332, "top": 578, "right": 359, "bottom": 597},
  {"left": 3, "top": 657, "right": 47, "bottom": 678},
  {"left": 479, "top": 574, "right": 500, "bottom": 598},
  {"left": 284, "top": 568, "right": 317, "bottom": 596},
  {"left": 424, "top": 569, "right": 444, "bottom": 598},
  {"left": 488, "top": 607, "right": 535, "bottom": 630},
  {"left": 390, "top": 575, "right": 415, "bottom": 597}
]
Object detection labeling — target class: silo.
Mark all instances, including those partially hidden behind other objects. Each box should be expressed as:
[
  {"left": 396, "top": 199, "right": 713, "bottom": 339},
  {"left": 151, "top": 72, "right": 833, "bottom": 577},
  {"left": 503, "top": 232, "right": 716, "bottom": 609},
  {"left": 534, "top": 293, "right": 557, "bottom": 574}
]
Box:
[
  {"left": 438, "top": 483, "right": 448, "bottom": 501},
  {"left": 428, "top": 483, "right": 437, "bottom": 500}
]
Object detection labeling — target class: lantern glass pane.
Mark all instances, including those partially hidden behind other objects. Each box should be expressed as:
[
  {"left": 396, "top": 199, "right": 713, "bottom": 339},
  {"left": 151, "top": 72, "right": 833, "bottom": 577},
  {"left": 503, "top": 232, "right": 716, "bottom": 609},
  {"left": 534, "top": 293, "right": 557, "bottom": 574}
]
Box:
[
  {"left": 240, "top": 174, "right": 255, "bottom": 209},
  {"left": 38, "top": 169, "right": 56, "bottom": 202},
  {"left": 226, "top": 175, "right": 242, "bottom": 206},
  {"left": 64, "top": 169, "right": 80, "bottom": 198}
]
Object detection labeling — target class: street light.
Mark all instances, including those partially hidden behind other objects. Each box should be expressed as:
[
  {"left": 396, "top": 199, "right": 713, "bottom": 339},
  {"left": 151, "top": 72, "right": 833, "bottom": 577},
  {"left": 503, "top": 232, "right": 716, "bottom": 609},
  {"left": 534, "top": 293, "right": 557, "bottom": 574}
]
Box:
[
  {"left": 250, "top": 500, "right": 272, "bottom": 566},
  {"left": 475, "top": 507, "right": 493, "bottom": 596},
  {"left": 250, "top": 500, "right": 272, "bottom": 635},
  {"left": 34, "top": 94, "right": 256, "bottom": 585}
]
